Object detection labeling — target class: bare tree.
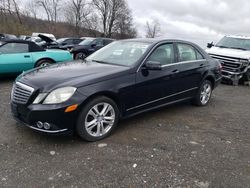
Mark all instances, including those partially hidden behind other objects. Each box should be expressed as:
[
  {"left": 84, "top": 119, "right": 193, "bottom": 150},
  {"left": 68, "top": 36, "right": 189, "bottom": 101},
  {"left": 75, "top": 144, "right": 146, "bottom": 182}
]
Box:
[
  {"left": 146, "top": 19, "right": 161, "bottom": 38},
  {"left": 82, "top": 13, "right": 100, "bottom": 37},
  {"left": 65, "top": 0, "right": 90, "bottom": 36},
  {"left": 115, "top": 6, "right": 137, "bottom": 38},
  {"left": 25, "top": 0, "right": 39, "bottom": 19},
  {"left": 92, "top": 0, "right": 128, "bottom": 37},
  {"left": 36, "top": 0, "right": 61, "bottom": 23}
]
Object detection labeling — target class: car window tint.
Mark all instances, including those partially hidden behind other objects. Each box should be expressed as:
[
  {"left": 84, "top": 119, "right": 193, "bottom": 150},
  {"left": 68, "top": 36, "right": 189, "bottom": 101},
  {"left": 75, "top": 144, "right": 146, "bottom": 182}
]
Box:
[
  {"left": 177, "top": 44, "right": 197, "bottom": 62},
  {"left": 65, "top": 39, "right": 73, "bottom": 45},
  {"left": 104, "top": 40, "right": 113, "bottom": 45},
  {"left": 196, "top": 51, "right": 204, "bottom": 60},
  {"left": 73, "top": 39, "right": 82, "bottom": 44},
  {"left": 93, "top": 39, "right": 103, "bottom": 46},
  {"left": 147, "top": 44, "right": 175, "bottom": 65},
  {"left": 0, "top": 43, "right": 29, "bottom": 54}
]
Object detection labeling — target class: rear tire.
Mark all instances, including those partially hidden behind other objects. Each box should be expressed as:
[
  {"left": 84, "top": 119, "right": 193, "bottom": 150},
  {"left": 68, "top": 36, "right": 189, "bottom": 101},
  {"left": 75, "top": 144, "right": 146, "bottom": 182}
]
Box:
[
  {"left": 76, "top": 96, "right": 119, "bottom": 142},
  {"left": 192, "top": 80, "right": 213, "bottom": 106},
  {"left": 35, "top": 59, "right": 53, "bottom": 68}
]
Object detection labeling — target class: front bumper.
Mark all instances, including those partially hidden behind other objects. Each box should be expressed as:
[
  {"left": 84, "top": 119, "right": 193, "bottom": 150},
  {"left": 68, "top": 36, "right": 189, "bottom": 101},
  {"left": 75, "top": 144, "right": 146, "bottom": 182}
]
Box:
[{"left": 11, "top": 102, "right": 80, "bottom": 135}]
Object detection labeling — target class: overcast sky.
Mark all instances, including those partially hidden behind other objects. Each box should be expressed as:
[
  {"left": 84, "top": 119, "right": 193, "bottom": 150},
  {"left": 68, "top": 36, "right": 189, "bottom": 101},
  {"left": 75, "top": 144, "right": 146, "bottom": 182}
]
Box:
[{"left": 127, "top": 0, "right": 250, "bottom": 47}]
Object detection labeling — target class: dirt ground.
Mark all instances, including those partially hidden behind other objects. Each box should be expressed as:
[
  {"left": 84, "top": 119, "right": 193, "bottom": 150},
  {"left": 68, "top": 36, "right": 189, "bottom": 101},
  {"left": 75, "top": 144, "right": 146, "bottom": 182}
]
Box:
[{"left": 0, "top": 77, "right": 250, "bottom": 188}]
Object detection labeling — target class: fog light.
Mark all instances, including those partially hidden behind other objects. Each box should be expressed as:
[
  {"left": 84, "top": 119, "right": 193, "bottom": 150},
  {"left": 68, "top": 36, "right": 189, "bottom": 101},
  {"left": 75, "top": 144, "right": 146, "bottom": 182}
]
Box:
[
  {"left": 43, "top": 122, "right": 51, "bottom": 130},
  {"left": 37, "top": 121, "right": 44, "bottom": 129}
]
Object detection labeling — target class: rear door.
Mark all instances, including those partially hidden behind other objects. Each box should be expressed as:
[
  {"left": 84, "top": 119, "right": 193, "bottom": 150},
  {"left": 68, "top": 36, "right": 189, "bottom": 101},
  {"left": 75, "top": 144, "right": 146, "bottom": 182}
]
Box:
[
  {"left": 172, "top": 43, "right": 208, "bottom": 96},
  {"left": 0, "top": 42, "right": 33, "bottom": 74}
]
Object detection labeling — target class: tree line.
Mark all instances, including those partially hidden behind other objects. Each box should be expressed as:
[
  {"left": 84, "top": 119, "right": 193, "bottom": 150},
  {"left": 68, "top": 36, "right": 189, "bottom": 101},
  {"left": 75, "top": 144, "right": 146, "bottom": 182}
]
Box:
[
  {"left": 0, "top": 0, "right": 137, "bottom": 39},
  {"left": 0, "top": 0, "right": 162, "bottom": 39}
]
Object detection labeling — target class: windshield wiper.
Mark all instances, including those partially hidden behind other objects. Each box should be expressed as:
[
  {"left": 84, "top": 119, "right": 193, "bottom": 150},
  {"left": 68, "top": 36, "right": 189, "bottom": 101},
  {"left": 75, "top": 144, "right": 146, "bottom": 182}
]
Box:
[
  {"left": 216, "top": 45, "right": 248, "bottom": 51},
  {"left": 215, "top": 45, "right": 231, "bottom": 49},
  {"left": 91, "top": 60, "right": 110, "bottom": 64},
  {"left": 230, "top": 47, "right": 247, "bottom": 51}
]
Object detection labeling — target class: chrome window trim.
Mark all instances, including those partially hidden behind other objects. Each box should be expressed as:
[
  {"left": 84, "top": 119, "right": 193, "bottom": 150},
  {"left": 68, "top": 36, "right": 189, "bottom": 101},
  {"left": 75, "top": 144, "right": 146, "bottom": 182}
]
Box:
[
  {"left": 126, "top": 87, "right": 198, "bottom": 111},
  {"left": 161, "top": 59, "right": 206, "bottom": 68},
  {"left": 136, "top": 42, "right": 206, "bottom": 72}
]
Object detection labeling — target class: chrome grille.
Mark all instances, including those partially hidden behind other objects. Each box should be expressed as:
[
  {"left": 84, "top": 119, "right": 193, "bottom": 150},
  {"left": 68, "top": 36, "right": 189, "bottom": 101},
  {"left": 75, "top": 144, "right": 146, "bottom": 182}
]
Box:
[
  {"left": 209, "top": 54, "right": 244, "bottom": 73},
  {"left": 12, "top": 82, "right": 34, "bottom": 104}
]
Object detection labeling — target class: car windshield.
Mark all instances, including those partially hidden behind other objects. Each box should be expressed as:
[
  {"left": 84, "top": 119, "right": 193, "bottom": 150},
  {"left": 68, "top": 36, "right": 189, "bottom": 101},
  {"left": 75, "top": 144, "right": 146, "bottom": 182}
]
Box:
[
  {"left": 86, "top": 41, "right": 151, "bottom": 67},
  {"left": 216, "top": 37, "right": 250, "bottom": 51},
  {"left": 79, "top": 38, "right": 94, "bottom": 45}
]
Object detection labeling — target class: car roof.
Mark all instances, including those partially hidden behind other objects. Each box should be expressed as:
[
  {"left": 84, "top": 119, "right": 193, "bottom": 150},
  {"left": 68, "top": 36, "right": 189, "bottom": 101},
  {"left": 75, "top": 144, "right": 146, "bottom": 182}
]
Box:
[
  {"left": 1, "top": 39, "right": 35, "bottom": 44},
  {"left": 1, "top": 39, "right": 45, "bottom": 52},
  {"left": 120, "top": 38, "right": 200, "bottom": 46},
  {"left": 95, "top": 37, "right": 115, "bottom": 41}
]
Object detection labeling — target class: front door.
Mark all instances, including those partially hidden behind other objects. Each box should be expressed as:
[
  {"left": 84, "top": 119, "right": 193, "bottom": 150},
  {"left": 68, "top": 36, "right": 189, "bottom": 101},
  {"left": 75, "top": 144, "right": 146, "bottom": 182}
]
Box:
[{"left": 128, "top": 43, "right": 180, "bottom": 113}]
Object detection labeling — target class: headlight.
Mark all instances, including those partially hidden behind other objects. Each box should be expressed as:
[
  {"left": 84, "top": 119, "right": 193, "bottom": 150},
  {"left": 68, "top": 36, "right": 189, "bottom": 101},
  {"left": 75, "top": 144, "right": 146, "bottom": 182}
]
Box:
[{"left": 43, "top": 87, "right": 77, "bottom": 104}]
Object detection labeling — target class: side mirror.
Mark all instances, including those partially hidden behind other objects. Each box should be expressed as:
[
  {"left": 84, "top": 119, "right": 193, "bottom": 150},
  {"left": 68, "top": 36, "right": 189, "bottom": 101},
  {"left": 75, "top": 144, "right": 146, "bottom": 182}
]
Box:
[
  {"left": 91, "top": 44, "right": 96, "bottom": 48},
  {"left": 207, "top": 42, "right": 214, "bottom": 48},
  {"left": 61, "top": 42, "right": 67, "bottom": 45},
  {"left": 145, "top": 61, "right": 162, "bottom": 71}
]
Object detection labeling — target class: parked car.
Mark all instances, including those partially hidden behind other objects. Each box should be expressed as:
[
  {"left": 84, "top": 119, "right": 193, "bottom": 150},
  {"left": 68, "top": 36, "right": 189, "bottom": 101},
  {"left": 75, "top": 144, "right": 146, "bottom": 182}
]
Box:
[
  {"left": 32, "top": 33, "right": 56, "bottom": 41},
  {"left": 36, "top": 34, "right": 58, "bottom": 49},
  {"left": 19, "top": 35, "right": 31, "bottom": 41},
  {"left": 28, "top": 36, "right": 43, "bottom": 44},
  {"left": 206, "top": 35, "right": 250, "bottom": 85},
  {"left": 71, "top": 37, "right": 115, "bottom": 59},
  {"left": 39, "top": 37, "right": 83, "bottom": 50},
  {"left": 0, "top": 34, "right": 17, "bottom": 41},
  {"left": 0, "top": 40, "right": 73, "bottom": 75},
  {"left": 11, "top": 39, "right": 222, "bottom": 141}
]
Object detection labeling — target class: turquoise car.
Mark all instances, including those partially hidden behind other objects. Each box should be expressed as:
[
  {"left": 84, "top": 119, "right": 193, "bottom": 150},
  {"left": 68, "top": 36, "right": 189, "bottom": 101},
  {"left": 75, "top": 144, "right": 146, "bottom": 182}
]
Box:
[{"left": 0, "top": 40, "right": 73, "bottom": 75}]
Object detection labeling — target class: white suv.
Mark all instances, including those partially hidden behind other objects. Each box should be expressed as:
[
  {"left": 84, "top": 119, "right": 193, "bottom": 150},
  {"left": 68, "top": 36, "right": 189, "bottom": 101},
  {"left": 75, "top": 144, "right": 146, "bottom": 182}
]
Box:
[{"left": 206, "top": 35, "right": 250, "bottom": 85}]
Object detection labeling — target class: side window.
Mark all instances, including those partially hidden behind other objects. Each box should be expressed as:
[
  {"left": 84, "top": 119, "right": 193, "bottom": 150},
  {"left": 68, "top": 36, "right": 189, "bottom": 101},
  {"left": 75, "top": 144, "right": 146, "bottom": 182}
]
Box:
[
  {"left": 177, "top": 43, "right": 204, "bottom": 61},
  {"left": 104, "top": 40, "right": 113, "bottom": 45},
  {"left": 64, "top": 39, "right": 73, "bottom": 45},
  {"left": 177, "top": 44, "right": 197, "bottom": 62},
  {"left": 0, "top": 43, "right": 29, "bottom": 54},
  {"left": 93, "top": 39, "right": 103, "bottom": 46},
  {"left": 196, "top": 51, "right": 204, "bottom": 60},
  {"left": 73, "top": 39, "right": 82, "bottom": 44},
  {"left": 147, "top": 43, "right": 175, "bottom": 65}
]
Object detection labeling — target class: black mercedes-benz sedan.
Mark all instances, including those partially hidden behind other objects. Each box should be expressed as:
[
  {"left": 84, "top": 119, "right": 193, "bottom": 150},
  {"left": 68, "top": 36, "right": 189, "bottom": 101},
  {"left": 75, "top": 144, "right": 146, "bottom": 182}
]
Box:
[{"left": 11, "top": 39, "right": 222, "bottom": 141}]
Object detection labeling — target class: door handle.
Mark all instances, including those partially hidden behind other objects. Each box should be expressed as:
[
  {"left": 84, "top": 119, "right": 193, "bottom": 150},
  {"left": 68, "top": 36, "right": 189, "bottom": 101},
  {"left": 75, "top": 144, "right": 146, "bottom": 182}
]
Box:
[
  {"left": 172, "top": 69, "right": 179, "bottom": 74},
  {"left": 24, "top": 55, "right": 30, "bottom": 58},
  {"left": 199, "top": 64, "right": 204, "bottom": 67}
]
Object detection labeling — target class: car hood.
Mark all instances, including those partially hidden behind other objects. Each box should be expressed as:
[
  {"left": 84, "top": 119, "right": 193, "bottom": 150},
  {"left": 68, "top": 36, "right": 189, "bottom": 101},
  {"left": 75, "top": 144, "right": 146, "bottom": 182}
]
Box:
[
  {"left": 17, "top": 61, "right": 131, "bottom": 92},
  {"left": 73, "top": 45, "right": 89, "bottom": 51},
  {"left": 38, "top": 34, "right": 55, "bottom": 43},
  {"left": 206, "top": 47, "right": 250, "bottom": 59}
]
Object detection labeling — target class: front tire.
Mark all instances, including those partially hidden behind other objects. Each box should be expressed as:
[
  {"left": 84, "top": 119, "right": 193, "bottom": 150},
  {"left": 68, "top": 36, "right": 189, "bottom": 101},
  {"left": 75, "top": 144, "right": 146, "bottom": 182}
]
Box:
[
  {"left": 192, "top": 80, "right": 213, "bottom": 106},
  {"left": 75, "top": 52, "right": 87, "bottom": 60},
  {"left": 35, "top": 59, "right": 53, "bottom": 68},
  {"left": 76, "top": 96, "right": 119, "bottom": 142}
]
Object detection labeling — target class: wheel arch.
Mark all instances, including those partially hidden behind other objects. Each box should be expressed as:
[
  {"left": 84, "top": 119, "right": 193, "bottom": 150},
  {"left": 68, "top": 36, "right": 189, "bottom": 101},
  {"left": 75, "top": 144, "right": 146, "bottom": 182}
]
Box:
[
  {"left": 204, "top": 75, "right": 215, "bottom": 89},
  {"left": 78, "top": 91, "right": 122, "bottom": 117},
  {"left": 34, "top": 58, "right": 56, "bottom": 68}
]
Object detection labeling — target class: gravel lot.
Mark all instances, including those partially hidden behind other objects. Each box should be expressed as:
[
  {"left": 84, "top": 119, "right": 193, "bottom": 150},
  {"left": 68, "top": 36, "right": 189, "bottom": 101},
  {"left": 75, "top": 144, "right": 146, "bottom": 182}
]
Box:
[{"left": 0, "top": 77, "right": 250, "bottom": 188}]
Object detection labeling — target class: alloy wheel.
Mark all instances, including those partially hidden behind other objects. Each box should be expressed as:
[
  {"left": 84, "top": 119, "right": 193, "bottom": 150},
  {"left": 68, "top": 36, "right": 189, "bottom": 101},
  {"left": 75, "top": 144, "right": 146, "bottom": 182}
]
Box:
[
  {"left": 85, "top": 103, "right": 115, "bottom": 137},
  {"left": 200, "top": 83, "right": 212, "bottom": 105}
]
